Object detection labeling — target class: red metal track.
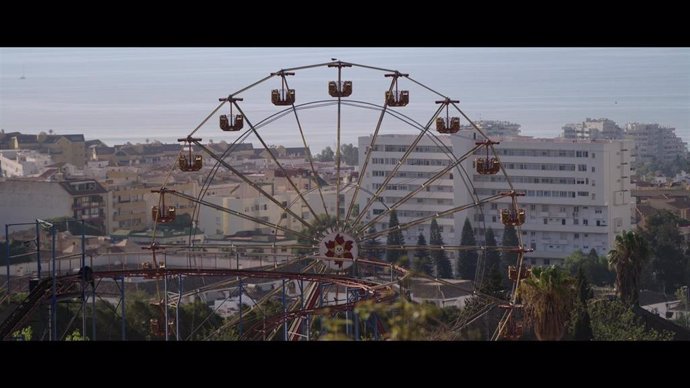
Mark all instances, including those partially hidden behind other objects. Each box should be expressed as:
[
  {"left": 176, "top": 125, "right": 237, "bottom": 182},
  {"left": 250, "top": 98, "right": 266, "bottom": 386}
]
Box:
[{"left": 1, "top": 267, "right": 400, "bottom": 340}]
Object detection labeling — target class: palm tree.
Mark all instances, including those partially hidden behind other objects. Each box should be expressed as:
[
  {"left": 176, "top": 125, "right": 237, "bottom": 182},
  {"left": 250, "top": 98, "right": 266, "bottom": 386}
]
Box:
[
  {"left": 519, "top": 266, "right": 575, "bottom": 341},
  {"left": 607, "top": 230, "right": 649, "bottom": 306}
]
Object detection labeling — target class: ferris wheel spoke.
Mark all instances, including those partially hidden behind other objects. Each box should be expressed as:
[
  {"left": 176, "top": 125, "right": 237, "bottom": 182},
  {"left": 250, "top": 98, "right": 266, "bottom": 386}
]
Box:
[
  {"left": 191, "top": 142, "right": 317, "bottom": 233},
  {"left": 359, "top": 192, "right": 508, "bottom": 242},
  {"left": 335, "top": 64, "right": 344, "bottom": 228},
  {"left": 232, "top": 102, "right": 322, "bottom": 223},
  {"left": 348, "top": 62, "right": 398, "bottom": 73},
  {"left": 187, "top": 99, "right": 227, "bottom": 138},
  {"left": 281, "top": 78, "right": 330, "bottom": 219},
  {"left": 281, "top": 62, "right": 334, "bottom": 72},
  {"left": 405, "top": 75, "right": 447, "bottom": 100},
  {"left": 166, "top": 190, "right": 315, "bottom": 242},
  {"left": 449, "top": 102, "right": 518, "bottom": 192},
  {"left": 187, "top": 129, "right": 256, "bottom": 246},
  {"left": 229, "top": 73, "right": 276, "bottom": 98},
  {"left": 357, "top": 143, "right": 482, "bottom": 234},
  {"left": 351, "top": 103, "right": 446, "bottom": 228},
  {"left": 344, "top": 77, "right": 398, "bottom": 224}
]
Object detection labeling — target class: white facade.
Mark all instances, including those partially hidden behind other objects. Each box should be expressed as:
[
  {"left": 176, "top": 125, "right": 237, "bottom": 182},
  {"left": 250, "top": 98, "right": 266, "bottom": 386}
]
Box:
[
  {"left": 625, "top": 122, "right": 687, "bottom": 163},
  {"left": 562, "top": 118, "right": 623, "bottom": 140},
  {"left": 0, "top": 181, "right": 73, "bottom": 230},
  {"left": 452, "top": 135, "right": 634, "bottom": 265},
  {"left": 198, "top": 182, "right": 353, "bottom": 237},
  {"left": 357, "top": 134, "right": 456, "bottom": 243},
  {"left": 0, "top": 149, "right": 53, "bottom": 177}
]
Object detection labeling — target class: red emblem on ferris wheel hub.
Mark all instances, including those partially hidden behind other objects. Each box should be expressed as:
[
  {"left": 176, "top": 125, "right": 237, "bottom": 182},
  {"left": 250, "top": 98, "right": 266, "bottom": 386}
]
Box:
[{"left": 320, "top": 232, "right": 357, "bottom": 270}]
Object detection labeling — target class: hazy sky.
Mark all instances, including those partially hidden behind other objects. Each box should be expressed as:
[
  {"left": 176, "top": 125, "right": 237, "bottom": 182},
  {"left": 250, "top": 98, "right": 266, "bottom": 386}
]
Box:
[{"left": 1, "top": 48, "right": 688, "bottom": 151}]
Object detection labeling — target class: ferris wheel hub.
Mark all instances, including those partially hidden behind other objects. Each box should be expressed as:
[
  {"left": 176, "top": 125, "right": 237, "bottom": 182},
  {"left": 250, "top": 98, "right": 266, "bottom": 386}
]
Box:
[{"left": 318, "top": 231, "right": 358, "bottom": 270}]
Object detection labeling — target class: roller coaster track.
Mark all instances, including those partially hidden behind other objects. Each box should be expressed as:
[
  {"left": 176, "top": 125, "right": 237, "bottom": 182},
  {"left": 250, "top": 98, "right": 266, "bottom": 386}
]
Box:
[{"left": 1, "top": 265, "right": 399, "bottom": 340}]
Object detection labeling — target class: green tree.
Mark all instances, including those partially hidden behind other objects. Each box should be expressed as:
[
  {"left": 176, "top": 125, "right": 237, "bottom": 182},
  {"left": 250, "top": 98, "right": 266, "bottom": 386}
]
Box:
[
  {"left": 457, "top": 219, "right": 478, "bottom": 280},
  {"left": 316, "top": 146, "right": 335, "bottom": 162},
  {"left": 385, "top": 210, "right": 405, "bottom": 263},
  {"left": 361, "top": 226, "right": 383, "bottom": 260},
  {"left": 672, "top": 287, "right": 690, "bottom": 329},
  {"left": 484, "top": 228, "right": 500, "bottom": 270},
  {"left": 479, "top": 228, "right": 505, "bottom": 298},
  {"left": 519, "top": 266, "right": 575, "bottom": 341},
  {"left": 589, "top": 299, "right": 673, "bottom": 340},
  {"left": 569, "top": 266, "right": 594, "bottom": 340},
  {"left": 340, "top": 143, "right": 358, "bottom": 166},
  {"left": 0, "top": 240, "right": 29, "bottom": 266},
  {"left": 178, "top": 300, "right": 223, "bottom": 340},
  {"left": 297, "top": 214, "right": 336, "bottom": 255},
  {"left": 639, "top": 211, "right": 687, "bottom": 292},
  {"left": 480, "top": 265, "right": 505, "bottom": 299},
  {"left": 500, "top": 225, "right": 519, "bottom": 287},
  {"left": 429, "top": 219, "right": 452, "bottom": 278},
  {"left": 413, "top": 233, "right": 433, "bottom": 275},
  {"left": 10, "top": 326, "right": 32, "bottom": 341},
  {"left": 608, "top": 230, "right": 650, "bottom": 306},
  {"left": 125, "top": 295, "right": 159, "bottom": 340},
  {"left": 563, "top": 249, "right": 615, "bottom": 286},
  {"left": 65, "top": 329, "right": 89, "bottom": 341}
]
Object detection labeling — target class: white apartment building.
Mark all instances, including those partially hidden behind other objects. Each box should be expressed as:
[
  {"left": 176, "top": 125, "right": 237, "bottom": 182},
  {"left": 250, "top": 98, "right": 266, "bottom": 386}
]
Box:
[
  {"left": 562, "top": 118, "right": 623, "bottom": 140},
  {"left": 198, "top": 179, "right": 353, "bottom": 237},
  {"left": 452, "top": 134, "right": 633, "bottom": 265},
  {"left": 461, "top": 120, "right": 522, "bottom": 137},
  {"left": 357, "top": 134, "right": 456, "bottom": 243},
  {"left": 0, "top": 149, "right": 53, "bottom": 177},
  {"left": 624, "top": 122, "right": 687, "bottom": 163}
]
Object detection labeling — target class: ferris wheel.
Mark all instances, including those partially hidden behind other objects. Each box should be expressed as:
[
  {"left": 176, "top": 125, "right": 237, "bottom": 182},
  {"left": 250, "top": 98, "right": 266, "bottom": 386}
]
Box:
[{"left": 148, "top": 60, "right": 530, "bottom": 341}]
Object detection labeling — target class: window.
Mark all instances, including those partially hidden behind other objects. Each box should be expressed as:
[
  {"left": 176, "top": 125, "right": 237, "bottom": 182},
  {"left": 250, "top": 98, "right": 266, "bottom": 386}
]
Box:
[
  {"left": 592, "top": 167, "right": 596, "bottom": 172},
  {"left": 562, "top": 219, "right": 566, "bottom": 225},
  {"left": 543, "top": 218, "right": 548, "bottom": 225},
  {"left": 530, "top": 204, "right": 536, "bottom": 211},
  {"left": 583, "top": 219, "right": 588, "bottom": 226},
  {"left": 543, "top": 259, "right": 550, "bottom": 265},
  {"left": 574, "top": 233, "right": 579, "bottom": 239},
  {"left": 491, "top": 203, "right": 498, "bottom": 210},
  {"left": 542, "top": 205, "right": 548, "bottom": 212},
  {"left": 530, "top": 231, "right": 536, "bottom": 236}
]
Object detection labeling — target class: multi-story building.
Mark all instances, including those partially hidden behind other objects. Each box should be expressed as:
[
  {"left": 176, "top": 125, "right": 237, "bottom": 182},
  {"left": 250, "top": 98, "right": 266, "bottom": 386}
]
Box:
[
  {"left": 198, "top": 171, "right": 352, "bottom": 237},
  {"left": 0, "top": 178, "right": 111, "bottom": 234},
  {"left": 0, "top": 149, "right": 53, "bottom": 177},
  {"left": 103, "top": 168, "right": 199, "bottom": 232},
  {"left": 452, "top": 134, "right": 634, "bottom": 265},
  {"left": 624, "top": 122, "right": 687, "bottom": 163},
  {"left": 357, "top": 134, "right": 456, "bottom": 243},
  {"left": 462, "top": 120, "right": 522, "bottom": 137},
  {"left": 562, "top": 118, "right": 623, "bottom": 140},
  {"left": 0, "top": 132, "right": 87, "bottom": 168}
]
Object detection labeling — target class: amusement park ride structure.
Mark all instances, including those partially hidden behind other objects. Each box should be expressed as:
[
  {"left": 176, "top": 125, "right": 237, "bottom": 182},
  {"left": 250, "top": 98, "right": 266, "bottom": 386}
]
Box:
[{"left": 1, "top": 60, "right": 531, "bottom": 341}]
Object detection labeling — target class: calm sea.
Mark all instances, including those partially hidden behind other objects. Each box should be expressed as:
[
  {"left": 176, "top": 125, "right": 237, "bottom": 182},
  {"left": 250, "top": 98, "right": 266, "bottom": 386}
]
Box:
[{"left": 1, "top": 48, "right": 688, "bottom": 150}]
